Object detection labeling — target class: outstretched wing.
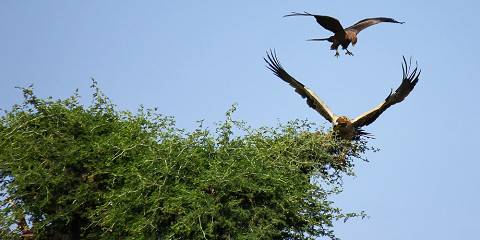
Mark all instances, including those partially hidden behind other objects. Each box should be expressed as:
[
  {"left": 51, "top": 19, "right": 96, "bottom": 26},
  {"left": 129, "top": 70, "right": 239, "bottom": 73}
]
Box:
[
  {"left": 352, "top": 57, "right": 420, "bottom": 127},
  {"left": 284, "top": 12, "right": 345, "bottom": 34},
  {"left": 345, "top": 17, "right": 404, "bottom": 34},
  {"left": 264, "top": 50, "right": 336, "bottom": 123}
]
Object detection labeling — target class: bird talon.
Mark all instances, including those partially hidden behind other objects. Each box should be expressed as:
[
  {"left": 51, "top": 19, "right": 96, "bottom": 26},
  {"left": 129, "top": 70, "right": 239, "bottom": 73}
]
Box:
[
  {"left": 345, "top": 50, "right": 354, "bottom": 56},
  {"left": 335, "top": 51, "right": 340, "bottom": 57}
]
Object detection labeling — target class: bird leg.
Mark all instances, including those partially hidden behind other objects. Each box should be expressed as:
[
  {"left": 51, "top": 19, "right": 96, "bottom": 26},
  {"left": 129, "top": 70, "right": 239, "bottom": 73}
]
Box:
[
  {"left": 345, "top": 49, "right": 354, "bottom": 56},
  {"left": 334, "top": 49, "right": 340, "bottom": 57}
]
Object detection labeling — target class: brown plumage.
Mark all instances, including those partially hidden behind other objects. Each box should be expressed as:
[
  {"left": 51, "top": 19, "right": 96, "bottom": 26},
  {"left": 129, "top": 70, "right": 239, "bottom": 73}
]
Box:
[
  {"left": 284, "top": 12, "right": 405, "bottom": 57},
  {"left": 264, "top": 50, "right": 420, "bottom": 140}
]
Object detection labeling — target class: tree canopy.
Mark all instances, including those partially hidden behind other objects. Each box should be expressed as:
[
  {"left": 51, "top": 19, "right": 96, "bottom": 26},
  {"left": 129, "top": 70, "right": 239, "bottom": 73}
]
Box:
[{"left": 0, "top": 82, "right": 369, "bottom": 239}]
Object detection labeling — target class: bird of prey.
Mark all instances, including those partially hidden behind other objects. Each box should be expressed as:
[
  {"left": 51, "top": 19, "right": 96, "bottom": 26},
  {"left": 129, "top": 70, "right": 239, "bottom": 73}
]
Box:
[
  {"left": 284, "top": 12, "right": 405, "bottom": 57},
  {"left": 264, "top": 50, "right": 420, "bottom": 140}
]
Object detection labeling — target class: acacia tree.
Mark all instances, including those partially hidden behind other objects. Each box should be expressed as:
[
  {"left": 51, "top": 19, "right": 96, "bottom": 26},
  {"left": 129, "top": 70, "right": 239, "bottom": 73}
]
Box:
[{"left": 0, "top": 83, "right": 368, "bottom": 239}]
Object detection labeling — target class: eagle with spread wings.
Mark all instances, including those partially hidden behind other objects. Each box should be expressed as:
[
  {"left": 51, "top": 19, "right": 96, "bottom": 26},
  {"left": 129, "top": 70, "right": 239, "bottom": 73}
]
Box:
[
  {"left": 284, "top": 12, "right": 404, "bottom": 57},
  {"left": 264, "top": 50, "right": 420, "bottom": 140}
]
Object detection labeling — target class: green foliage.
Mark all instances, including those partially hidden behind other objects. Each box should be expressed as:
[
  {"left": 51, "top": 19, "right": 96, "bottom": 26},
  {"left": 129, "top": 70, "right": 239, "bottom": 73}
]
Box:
[{"left": 0, "top": 82, "right": 368, "bottom": 239}]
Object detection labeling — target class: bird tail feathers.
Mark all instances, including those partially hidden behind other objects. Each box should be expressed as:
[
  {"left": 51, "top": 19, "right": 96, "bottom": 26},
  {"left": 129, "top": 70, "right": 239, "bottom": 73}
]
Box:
[{"left": 307, "top": 37, "right": 332, "bottom": 42}]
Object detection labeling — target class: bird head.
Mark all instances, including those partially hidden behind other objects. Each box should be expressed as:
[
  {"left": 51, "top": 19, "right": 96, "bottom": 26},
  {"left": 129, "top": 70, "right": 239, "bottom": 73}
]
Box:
[
  {"left": 332, "top": 116, "right": 356, "bottom": 140},
  {"left": 335, "top": 116, "right": 351, "bottom": 127}
]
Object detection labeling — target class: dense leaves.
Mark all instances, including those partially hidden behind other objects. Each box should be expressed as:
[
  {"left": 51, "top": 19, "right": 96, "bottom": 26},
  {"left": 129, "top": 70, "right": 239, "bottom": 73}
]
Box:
[{"left": 0, "top": 83, "right": 368, "bottom": 239}]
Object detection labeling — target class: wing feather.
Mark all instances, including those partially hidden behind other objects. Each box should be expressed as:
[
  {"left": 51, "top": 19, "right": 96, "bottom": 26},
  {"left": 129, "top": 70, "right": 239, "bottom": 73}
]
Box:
[
  {"left": 345, "top": 17, "right": 404, "bottom": 34},
  {"left": 352, "top": 56, "right": 420, "bottom": 127},
  {"left": 264, "top": 50, "right": 336, "bottom": 123},
  {"left": 284, "top": 12, "right": 345, "bottom": 34}
]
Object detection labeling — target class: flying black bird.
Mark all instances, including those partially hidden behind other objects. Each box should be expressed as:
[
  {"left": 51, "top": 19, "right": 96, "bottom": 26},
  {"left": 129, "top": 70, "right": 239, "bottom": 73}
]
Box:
[
  {"left": 284, "top": 12, "right": 404, "bottom": 57},
  {"left": 264, "top": 50, "right": 420, "bottom": 140}
]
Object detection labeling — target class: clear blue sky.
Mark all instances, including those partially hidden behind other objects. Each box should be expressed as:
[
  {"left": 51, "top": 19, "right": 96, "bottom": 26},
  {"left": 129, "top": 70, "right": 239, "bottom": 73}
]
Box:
[{"left": 1, "top": 1, "right": 479, "bottom": 239}]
